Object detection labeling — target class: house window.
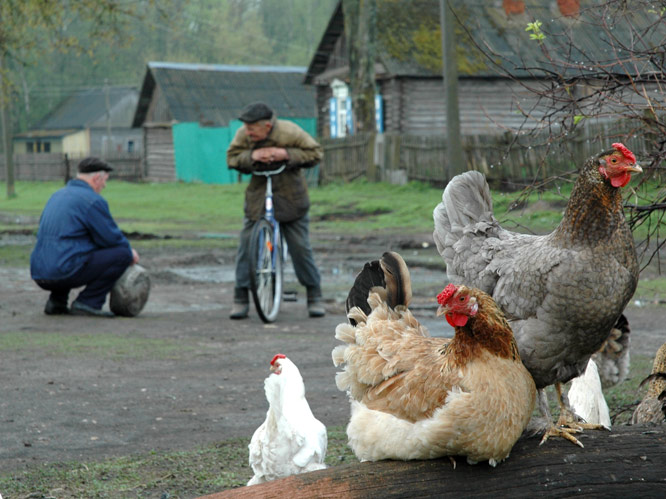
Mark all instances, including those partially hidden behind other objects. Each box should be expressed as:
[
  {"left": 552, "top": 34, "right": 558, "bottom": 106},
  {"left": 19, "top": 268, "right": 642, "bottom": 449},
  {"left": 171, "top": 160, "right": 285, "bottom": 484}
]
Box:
[
  {"left": 330, "top": 79, "right": 351, "bottom": 138},
  {"left": 329, "top": 79, "right": 384, "bottom": 137},
  {"left": 26, "top": 140, "right": 52, "bottom": 153},
  {"left": 127, "top": 140, "right": 135, "bottom": 153}
]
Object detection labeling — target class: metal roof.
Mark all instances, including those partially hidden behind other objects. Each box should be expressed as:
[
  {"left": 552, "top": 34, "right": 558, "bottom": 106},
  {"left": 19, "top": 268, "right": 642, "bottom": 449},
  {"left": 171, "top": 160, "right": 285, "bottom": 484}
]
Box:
[
  {"left": 32, "top": 86, "right": 139, "bottom": 130},
  {"left": 305, "top": 0, "right": 665, "bottom": 83},
  {"left": 132, "top": 62, "right": 316, "bottom": 127}
]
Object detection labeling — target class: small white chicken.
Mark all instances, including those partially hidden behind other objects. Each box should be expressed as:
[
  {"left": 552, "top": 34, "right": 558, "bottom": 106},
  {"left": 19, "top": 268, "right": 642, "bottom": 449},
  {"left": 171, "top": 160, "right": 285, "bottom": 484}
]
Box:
[
  {"left": 247, "top": 354, "right": 327, "bottom": 486},
  {"left": 567, "top": 359, "right": 611, "bottom": 429}
]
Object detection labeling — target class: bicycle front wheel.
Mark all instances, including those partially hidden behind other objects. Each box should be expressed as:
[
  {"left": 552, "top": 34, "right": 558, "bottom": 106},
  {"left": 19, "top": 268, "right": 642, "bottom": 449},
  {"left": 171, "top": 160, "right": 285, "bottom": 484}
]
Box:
[{"left": 249, "top": 219, "right": 283, "bottom": 323}]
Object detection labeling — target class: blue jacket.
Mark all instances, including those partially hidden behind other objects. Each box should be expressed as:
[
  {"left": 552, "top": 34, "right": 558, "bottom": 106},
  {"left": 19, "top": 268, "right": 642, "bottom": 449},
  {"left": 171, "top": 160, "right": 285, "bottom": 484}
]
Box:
[{"left": 30, "top": 179, "right": 132, "bottom": 281}]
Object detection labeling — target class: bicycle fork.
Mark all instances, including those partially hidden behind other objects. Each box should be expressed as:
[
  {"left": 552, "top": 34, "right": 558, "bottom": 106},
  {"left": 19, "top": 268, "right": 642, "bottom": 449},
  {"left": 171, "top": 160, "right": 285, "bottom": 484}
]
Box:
[{"left": 263, "top": 176, "right": 284, "bottom": 269}]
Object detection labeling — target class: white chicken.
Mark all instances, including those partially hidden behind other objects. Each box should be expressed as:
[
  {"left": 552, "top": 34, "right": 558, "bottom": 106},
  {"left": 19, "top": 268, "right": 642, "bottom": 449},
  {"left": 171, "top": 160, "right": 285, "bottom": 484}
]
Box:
[
  {"left": 567, "top": 359, "right": 611, "bottom": 429},
  {"left": 247, "top": 354, "right": 327, "bottom": 486}
]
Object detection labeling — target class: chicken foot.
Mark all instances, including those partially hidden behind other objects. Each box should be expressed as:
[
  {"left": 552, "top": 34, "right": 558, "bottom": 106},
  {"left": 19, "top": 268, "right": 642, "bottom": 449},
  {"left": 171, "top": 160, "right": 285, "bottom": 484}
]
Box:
[
  {"left": 538, "top": 384, "right": 585, "bottom": 448},
  {"left": 555, "top": 382, "right": 611, "bottom": 431}
]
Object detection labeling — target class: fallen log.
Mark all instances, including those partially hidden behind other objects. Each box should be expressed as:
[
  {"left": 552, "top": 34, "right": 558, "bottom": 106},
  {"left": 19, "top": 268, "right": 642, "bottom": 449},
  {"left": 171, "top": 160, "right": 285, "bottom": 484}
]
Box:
[{"left": 202, "top": 426, "right": 666, "bottom": 498}]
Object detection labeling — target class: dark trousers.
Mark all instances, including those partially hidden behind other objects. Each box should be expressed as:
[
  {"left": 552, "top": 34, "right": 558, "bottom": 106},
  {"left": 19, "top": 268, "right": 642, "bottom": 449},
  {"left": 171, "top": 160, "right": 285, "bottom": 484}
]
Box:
[
  {"left": 234, "top": 215, "right": 321, "bottom": 302},
  {"left": 35, "top": 246, "right": 133, "bottom": 309}
]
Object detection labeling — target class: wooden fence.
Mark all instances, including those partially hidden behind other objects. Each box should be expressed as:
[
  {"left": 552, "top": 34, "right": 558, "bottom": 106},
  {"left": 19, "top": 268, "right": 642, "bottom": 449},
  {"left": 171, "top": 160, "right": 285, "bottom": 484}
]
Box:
[
  {"left": 1, "top": 122, "right": 657, "bottom": 188},
  {"left": 320, "top": 121, "right": 657, "bottom": 188},
  {"left": 0, "top": 153, "right": 143, "bottom": 182}
]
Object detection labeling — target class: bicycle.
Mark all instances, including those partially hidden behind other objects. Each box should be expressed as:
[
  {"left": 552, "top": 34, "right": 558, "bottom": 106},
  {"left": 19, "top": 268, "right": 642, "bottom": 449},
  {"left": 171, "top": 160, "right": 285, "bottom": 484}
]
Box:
[{"left": 248, "top": 164, "right": 287, "bottom": 323}]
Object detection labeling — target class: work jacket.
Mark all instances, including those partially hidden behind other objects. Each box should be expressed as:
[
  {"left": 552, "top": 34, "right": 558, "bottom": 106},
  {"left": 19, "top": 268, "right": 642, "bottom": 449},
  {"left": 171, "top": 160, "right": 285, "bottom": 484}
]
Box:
[
  {"left": 227, "top": 118, "right": 323, "bottom": 222},
  {"left": 30, "top": 179, "right": 132, "bottom": 281}
]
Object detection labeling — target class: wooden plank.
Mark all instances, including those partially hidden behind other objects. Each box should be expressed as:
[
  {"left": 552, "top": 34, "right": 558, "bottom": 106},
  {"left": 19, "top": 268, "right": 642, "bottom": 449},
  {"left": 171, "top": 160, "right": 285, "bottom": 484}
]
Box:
[{"left": 201, "top": 426, "right": 666, "bottom": 498}]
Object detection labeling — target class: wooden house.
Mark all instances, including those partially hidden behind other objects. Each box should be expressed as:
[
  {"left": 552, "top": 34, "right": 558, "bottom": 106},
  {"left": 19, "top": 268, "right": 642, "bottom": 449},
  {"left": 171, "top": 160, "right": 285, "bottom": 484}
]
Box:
[
  {"left": 304, "top": 0, "right": 663, "bottom": 138},
  {"left": 131, "top": 62, "right": 317, "bottom": 183},
  {"left": 13, "top": 86, "right": 141, "bottom": 157}
]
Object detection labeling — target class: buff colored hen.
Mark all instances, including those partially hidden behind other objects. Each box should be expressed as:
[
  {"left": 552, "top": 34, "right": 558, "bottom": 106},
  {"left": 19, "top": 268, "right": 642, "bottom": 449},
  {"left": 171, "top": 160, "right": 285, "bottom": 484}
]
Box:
[{"left": 333, "top": 252, "right": 536, "bottom": 467}]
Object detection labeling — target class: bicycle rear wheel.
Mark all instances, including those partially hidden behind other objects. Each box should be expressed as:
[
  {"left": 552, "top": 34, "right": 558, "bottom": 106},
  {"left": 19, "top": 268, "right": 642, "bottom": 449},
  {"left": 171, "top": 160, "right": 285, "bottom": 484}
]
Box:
[{"left": 249, "top": 219, "right": 283, "bottom": 323}]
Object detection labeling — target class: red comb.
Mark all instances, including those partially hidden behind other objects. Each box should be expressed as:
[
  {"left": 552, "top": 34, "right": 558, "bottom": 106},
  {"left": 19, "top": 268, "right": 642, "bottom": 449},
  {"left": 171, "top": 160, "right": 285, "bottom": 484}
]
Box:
[
  {"left": 270, "top": 353, "right": 286, "bottom": 366},
  {"left": 612, "top": 143, "right": 635, "bottom": 163},
  {"left": 437, "top": 284, "right": 458, "bottom": 305}
]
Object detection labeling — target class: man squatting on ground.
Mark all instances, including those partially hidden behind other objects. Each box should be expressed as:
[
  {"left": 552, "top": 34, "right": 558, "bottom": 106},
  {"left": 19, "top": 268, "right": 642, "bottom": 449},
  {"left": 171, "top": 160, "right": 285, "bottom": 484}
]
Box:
[
  {"left": 30, "top": 157, "right": 139, "bottom": 318},
  {"left": 226, "top": 102, "right": 325, "bottom": 319}
]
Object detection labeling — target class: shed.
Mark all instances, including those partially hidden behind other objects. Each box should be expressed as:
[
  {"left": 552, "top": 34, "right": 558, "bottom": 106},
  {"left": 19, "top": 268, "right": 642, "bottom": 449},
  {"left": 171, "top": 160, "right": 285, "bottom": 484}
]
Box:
[
  {"left": 132, "top": 62, "right": 317, "bottom": 183},
  {"left": 13, "top": 85, "right": 141, "bottom": 157},
  {"left": 305, "top": 0, "right": 664, "bottom": 138}
]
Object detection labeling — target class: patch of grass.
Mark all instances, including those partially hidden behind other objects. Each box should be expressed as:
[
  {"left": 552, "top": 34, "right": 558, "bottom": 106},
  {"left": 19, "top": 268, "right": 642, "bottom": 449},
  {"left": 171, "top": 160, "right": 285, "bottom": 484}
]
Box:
[
  {"left": 0, "top": 427, "right": 357, "bottom": 498},
  {"left": 0, "top": 244, "right": 32, "bottom": 266},
  {"left": 1, "top": 178, "right": 662, "bottom": 240},
  {"left": 634, "top": 275, "right": 666, "bottom": 303},
  {"left": 0, "top": 332, "right": 188, "bottom": 360},
  {"left": 309, "top": 180, "right": 443, "bottom": 234},
  {"left": 0, "top": 181, "right": 248, "bottom": 237},
  {"left": 605, "top": 354, "right": 655, "bottom": 425}
]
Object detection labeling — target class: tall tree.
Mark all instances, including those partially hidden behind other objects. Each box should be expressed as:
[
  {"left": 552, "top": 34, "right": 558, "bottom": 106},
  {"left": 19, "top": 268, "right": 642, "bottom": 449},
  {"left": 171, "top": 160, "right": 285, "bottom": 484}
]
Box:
[
  {"left": 0, "top": 52, "right": 14, "bottom": 198},
  {"left": 0, "top": 0, "right": 169, "bottom": 198},
  {"left": 343, "top": 0, "right": 377, "bottom": 134},
  {"left": 454, "top": 0, "right": 666, "bottom": 266}
]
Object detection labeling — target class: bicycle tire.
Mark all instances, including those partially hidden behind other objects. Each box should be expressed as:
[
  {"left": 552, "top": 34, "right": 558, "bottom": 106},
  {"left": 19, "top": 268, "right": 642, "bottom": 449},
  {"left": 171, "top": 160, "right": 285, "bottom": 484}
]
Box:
[{"left": 249, "top": 218, "right": 283, "bottom": 323}]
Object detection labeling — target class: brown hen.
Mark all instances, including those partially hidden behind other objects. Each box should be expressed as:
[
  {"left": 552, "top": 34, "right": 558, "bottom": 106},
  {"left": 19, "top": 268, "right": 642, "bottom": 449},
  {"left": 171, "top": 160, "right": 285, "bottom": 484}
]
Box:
[{"left": 333, "top": 252, "right": 536, "bottom": 467}]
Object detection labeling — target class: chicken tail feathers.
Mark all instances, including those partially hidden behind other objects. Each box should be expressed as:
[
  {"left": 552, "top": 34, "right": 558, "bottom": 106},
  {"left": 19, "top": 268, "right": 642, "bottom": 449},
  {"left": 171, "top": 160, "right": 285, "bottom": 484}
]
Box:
[
  {"left": 345, "top": 259, "right": 384, "bottom": 321},
  {"left": 433, "top": 170, "right": 494, "bottom": 263},
  {"left": 345, "top": 251, "right": 411, "bottom": 324},
  {"left": 379, "top": 251, "right": 412, "bottom": 309}
]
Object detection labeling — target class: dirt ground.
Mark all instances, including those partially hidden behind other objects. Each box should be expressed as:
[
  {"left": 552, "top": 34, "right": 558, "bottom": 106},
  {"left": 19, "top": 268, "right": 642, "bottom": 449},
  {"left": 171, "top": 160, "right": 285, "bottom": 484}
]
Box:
[{"left": 0, "top": 233, "right": 664, "bottom": 475}]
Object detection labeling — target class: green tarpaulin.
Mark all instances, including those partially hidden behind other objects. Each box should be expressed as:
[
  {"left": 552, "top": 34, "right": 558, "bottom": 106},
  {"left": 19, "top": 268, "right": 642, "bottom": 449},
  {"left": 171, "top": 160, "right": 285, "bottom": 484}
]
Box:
[{"left": 172, "top": 118, "right": 317, "bottom": 185}]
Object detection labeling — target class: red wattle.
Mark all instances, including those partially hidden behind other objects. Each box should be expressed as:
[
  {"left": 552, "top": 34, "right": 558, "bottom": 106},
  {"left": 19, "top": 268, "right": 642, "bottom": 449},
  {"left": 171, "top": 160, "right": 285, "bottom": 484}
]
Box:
[
  {"left": 610, "top": 172, "right": 631, "bottom": 188},
  {"left": 446, "top": 313, "right": 468, "bottom": 327}
]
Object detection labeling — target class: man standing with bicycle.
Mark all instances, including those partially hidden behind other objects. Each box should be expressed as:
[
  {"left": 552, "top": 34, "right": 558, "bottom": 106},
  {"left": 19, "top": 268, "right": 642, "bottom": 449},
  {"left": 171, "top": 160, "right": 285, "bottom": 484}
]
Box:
[{"left": 227, "top": 102, "right": 325, "bottom": 319}]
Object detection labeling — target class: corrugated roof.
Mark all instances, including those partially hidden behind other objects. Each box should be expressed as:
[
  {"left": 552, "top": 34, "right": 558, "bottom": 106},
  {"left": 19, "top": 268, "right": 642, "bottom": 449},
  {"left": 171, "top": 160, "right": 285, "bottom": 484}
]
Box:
[
  {"left": 132, "top": 62, "right": 316, "bottom": 127},
  {"left": 32, "top": 86, "right": 139, "bottom": 130},
  {"left": 306, "top": 0, "right": 665, "bottom": 82}
]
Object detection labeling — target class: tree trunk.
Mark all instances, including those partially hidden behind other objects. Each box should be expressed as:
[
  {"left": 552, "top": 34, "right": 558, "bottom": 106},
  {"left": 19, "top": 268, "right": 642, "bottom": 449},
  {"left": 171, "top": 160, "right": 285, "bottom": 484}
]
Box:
[
  {"left": 440, "top": 0, "right": 464, "bottom": 181},
  {"left": 0, "top": 51, "right": 16, "bottom": 198},
  {"left": 204, "top": 426, "right": 666, "bottom": 498},
  {"left": 343, "top": 0, "right": 376, "bottom": 134}
]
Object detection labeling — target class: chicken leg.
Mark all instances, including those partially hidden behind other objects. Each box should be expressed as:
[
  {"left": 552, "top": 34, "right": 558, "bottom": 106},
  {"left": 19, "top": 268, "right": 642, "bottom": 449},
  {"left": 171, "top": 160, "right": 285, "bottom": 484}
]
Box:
[{"left": 538, "top": 383, "right": 609, "bottom": 448}]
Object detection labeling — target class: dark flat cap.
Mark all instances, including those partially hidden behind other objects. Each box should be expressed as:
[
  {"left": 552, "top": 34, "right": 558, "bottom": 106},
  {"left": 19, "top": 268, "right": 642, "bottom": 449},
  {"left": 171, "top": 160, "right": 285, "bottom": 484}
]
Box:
[
  {"left": 239, "top": 102, "right": 274, "bottom": 123},
  {"left": 78, "top": 157, "right": 113, "bottom": 173}
]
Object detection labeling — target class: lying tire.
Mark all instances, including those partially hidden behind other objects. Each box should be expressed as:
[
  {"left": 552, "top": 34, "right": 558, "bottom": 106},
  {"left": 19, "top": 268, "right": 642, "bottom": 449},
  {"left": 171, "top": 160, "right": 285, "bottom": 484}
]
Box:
[{"left": 110, "top": 264, "right": 151, "bottom": 317}]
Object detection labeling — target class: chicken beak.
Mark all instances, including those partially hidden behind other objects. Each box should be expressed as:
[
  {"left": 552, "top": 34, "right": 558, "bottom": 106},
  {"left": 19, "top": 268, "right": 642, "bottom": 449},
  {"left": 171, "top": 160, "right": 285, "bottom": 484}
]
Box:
[
  {"left": 436, "top": 305, "right": 447, "bottom": 317},
  {"left": 270, "top": 364, "right": 282, "bottom": 375},
  {"left": 627, "top": 163, "right": 643, "bottom": 174}
]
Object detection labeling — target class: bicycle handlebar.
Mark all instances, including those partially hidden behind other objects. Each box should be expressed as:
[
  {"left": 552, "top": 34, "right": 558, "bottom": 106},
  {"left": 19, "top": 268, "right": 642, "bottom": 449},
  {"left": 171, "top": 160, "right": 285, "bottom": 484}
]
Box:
[{"left": 252, "top": 164, "right": 287, "bottom": 177}]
